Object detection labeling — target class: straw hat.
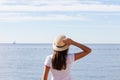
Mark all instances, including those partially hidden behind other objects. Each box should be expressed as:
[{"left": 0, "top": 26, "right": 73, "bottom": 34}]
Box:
[{"left": 53, "top": 35, "right": 69, "bottom": 51}]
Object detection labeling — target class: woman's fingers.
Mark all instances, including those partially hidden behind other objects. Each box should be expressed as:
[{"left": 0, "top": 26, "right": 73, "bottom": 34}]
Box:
[{"left": 63, "top": 38, "right": 72, "bottom": 45}]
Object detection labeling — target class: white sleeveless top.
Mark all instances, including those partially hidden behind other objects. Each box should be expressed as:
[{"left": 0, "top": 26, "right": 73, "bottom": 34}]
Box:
[{"left": 44, "top": 54, "right": 75, "bottom": 80}]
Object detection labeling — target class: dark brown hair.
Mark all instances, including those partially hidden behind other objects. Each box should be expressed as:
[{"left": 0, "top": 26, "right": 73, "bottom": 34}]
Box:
[{"left": 52, "top": 49, "right": 68, "bottom": 70}]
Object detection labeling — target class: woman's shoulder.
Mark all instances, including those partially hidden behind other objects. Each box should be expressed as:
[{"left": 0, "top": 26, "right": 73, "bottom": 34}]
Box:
[{"left": 46, "top": 54, "right": 53, "bottom": 59}]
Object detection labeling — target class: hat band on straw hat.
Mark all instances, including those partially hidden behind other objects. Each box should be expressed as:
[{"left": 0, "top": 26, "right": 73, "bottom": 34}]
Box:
[{"left": 56, "top": 44, "right": 66, "bottom": 48}]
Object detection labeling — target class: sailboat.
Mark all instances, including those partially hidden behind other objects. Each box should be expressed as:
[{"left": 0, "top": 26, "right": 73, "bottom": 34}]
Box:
[{"left": 13, "top": 41, "right": 16, "bottom": 44}]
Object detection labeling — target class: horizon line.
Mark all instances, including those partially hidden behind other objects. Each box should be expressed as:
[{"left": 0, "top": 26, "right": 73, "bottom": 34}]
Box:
[{"left": 0, "top": 42, "right": 120, "bottom": 45}]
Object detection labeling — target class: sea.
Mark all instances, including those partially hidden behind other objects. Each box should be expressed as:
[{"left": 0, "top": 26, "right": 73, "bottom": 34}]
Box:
[{"left": 0, "top": 43, "right": 120, "bottom": 80}]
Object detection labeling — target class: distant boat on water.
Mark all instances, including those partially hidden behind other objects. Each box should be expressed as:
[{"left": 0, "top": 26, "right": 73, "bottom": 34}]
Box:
[{"left": 13, "top": 41, "right": 16, "bottom": 44}]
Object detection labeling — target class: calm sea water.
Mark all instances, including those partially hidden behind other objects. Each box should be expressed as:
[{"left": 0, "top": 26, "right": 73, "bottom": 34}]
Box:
[{"left": 0, "top": 43, "right": 120, "bottom": 80}]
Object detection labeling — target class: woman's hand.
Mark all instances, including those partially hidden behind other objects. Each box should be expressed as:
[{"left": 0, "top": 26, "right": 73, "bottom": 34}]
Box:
[{"left": 63, "top": 38, "right": 74, "bottom": 46}]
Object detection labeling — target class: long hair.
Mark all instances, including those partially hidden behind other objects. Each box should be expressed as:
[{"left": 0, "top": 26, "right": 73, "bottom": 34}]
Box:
[{"left": 52, "top": 49, "right": 68, "bottom": 70}]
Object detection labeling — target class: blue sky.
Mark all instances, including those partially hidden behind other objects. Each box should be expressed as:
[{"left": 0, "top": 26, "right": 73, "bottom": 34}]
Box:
[{"left": 0, "top": 0, "right": 120, "bottom": 43}]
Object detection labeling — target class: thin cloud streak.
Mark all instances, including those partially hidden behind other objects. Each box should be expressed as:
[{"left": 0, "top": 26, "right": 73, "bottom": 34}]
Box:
[
  {"left": 0, "top": 0, "right": 120, "bottom": 12},
  {"left": 0, "top": 4, "right": 120, "bottom": 12},
  {"left": 0, "top": 0, "right": 102, "bottom": 5},
  {"left": 0, "top": 13, "right": 89, "bottom": 22}
]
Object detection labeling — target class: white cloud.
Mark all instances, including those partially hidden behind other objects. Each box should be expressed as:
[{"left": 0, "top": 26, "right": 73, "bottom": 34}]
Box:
[
  {"left": 0, "top": 0, "right": 102, "bottom": 5},
  {"left": 0, "top": 0, "right": 120, "bottom": 22},
  {"left": 0, "top": 0, "right": 120, "bottom": 12},
  {"left": 0, "top": 0, "right": 79, "bottom": 6},
  {"left": 0, "top": 13, "right": 89, "bottom": 22},
  {"left": 0, "top": 4, "right": 120, "bottom": 12}
]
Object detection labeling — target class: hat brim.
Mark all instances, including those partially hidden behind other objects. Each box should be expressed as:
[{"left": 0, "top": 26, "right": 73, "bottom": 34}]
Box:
[{"left": 53, "top": 43, "right": 69, "bottom": 51}]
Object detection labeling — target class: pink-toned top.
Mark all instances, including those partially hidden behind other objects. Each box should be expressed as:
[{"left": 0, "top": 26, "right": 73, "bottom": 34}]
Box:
[{"left": 44, "top": 54, "right": 75, "bottom": 80}]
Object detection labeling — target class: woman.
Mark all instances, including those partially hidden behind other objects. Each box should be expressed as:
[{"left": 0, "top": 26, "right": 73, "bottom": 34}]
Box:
[{"left": 42, "top": 35, "right": 91, "bottom": 80}]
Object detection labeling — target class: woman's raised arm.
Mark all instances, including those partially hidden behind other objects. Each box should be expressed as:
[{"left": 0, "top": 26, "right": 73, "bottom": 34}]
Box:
[{"left": 63, "top": 38, "right": 91, "bottom": 61}]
